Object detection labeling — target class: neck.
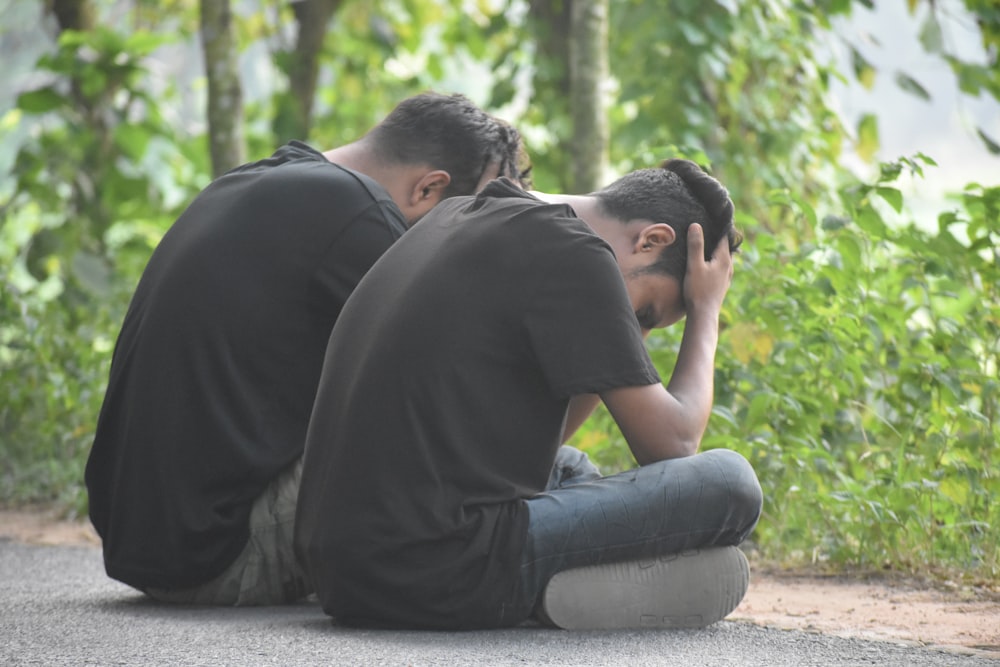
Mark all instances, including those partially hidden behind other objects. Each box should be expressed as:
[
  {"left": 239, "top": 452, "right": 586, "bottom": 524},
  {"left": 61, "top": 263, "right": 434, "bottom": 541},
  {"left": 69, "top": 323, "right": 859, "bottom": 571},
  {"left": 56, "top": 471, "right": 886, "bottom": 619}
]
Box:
[
  {"left": 532, "top": 191, "right": 642, "bottom": 258},
  {"left": 532, "top": 192, "right": 613, "bottom": 237},
  {"left": 323, "top": 141, "right": 381, "bottom": 177},
  {"left": 323, "top": 140, "right": 420, "bottom": 225}
]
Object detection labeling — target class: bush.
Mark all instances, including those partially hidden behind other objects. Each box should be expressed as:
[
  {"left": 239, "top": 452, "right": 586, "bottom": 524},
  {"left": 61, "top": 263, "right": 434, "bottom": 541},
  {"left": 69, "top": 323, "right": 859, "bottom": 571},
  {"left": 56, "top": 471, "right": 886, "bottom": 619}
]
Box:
[
  {"left": 572, "top": 158, "right": 1000, "bottom": 585},
  {"left": 0, "top": 28, "right": 203, "bottom": 515}
]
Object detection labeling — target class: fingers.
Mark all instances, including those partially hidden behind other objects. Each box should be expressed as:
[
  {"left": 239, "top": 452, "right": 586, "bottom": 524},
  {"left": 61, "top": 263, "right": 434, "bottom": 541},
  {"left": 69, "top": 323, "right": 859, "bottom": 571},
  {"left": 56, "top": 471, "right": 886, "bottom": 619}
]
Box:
[
  {"left": 711, "top": 231, "right": 732, "bottom": 266},
  {"left": 687, "top": 223, "right": 734, "bottom": 288},
  {"left": 687, "top": 223, "right": 705, "bottom": 264},
  {"left": 688, "top": 222, "right": 732, "bottom": 263},
  {"left": 688, "top": 223, "right": 730, "bottom": 264}
]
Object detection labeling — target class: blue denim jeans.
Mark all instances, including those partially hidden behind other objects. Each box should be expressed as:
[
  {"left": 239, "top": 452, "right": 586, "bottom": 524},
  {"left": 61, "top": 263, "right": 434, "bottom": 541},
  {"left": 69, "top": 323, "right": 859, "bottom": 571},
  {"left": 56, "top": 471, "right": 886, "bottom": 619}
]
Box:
[{"left": 512, "top": 448, "right": 762, "bottom": 621}]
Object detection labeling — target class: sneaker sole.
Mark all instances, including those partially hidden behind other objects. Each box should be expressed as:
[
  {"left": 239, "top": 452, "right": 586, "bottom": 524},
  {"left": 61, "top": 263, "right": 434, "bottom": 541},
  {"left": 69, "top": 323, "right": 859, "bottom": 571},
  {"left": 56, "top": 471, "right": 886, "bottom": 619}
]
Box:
[{"left": 541, "top": 546, "right": 750, "bottom": 630}]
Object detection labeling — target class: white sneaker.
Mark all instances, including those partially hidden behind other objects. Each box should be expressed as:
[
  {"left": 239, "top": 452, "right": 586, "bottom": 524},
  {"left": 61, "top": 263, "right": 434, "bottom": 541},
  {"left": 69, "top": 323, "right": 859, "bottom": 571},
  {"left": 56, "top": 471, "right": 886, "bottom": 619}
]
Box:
[{"left": 540, "top": 546, "right": 750, "bottom": 630}]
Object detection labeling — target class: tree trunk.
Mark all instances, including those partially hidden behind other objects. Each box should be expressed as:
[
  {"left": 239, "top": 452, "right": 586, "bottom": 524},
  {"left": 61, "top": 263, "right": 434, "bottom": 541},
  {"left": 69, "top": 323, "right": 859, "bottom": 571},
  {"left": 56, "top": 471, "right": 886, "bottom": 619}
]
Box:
[
  {"left": 528, "top": 0, "right": 609, "bottom": 193},
  {"left": 200, "top": 0, "right": 245, "bottom": 178},
  {"left": 48, "top": 0, "right": 95, "bottom": 30},
  {"left": 529, "top": 0, "right": 572, "bottom": 98},
  {"left": 568, "top": 0, "right": 609, "bottom": 193},
  {"left": 285, "top": 0, "right": 342, "bottom": 141},
  {"left": 526, "top": 0, "right": 571, "bottom": 192}
]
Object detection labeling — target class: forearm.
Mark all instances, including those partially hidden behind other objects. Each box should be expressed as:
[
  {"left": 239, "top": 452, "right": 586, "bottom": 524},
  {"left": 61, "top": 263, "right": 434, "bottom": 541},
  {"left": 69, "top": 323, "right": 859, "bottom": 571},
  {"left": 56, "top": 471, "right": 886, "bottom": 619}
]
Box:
[
  {"left": 598, "top": 306, "right": 722, "bottom": 464},
  {"left": 604, "top": 222, "right": 732, "bottom": 465},
  {"left": 562, "top": 393, "right": 601, "bottom": 443},
  {"left": 664, "top": 307, "right": 720, "bottom": 446}
]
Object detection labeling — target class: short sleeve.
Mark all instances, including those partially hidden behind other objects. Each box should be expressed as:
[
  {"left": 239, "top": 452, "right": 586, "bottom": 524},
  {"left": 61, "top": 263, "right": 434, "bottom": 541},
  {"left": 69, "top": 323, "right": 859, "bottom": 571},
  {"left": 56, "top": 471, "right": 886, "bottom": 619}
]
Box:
[{"left": 522, "top": 217, "right": 660, "bottom": 398}]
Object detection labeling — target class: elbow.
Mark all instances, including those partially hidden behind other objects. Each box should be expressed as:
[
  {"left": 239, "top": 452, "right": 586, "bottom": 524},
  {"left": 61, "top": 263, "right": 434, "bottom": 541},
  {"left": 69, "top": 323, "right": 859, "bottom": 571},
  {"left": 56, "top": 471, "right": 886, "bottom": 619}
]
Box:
[{"left": 633, "top": 435, "right": 700, "bottom": 466}]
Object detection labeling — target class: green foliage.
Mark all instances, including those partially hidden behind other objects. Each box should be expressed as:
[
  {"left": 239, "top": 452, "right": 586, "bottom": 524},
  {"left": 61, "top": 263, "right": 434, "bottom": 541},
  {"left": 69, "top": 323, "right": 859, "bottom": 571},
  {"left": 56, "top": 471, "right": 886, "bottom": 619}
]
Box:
[
  {"left": 1, "top": 0, "right": 998, "bottom": 588},
  {"left": 269, "top": 0, "right": 494, "bottom": 147},
  {"left": 571, "top": 157, "right": 1000, "bottom": 584},
  {"left": 0, "top": 24, "right": 204, "bottom": 513},
  {"left": 517, "top": 0, "right": 849, "bottom": 226}
]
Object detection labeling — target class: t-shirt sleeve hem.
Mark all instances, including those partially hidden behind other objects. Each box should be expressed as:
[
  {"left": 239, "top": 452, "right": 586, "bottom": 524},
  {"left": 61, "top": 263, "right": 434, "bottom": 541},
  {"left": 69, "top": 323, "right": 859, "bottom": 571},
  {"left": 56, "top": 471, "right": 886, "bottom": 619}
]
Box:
[{"left": 552, "top": 368, "right": 661, "bottom": 399}]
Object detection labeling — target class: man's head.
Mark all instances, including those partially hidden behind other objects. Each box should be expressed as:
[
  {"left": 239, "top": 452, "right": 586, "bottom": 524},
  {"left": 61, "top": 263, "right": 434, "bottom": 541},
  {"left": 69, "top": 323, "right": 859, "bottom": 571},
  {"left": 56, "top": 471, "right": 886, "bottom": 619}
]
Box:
[
  {"left": 593, "top": 159, "right": 741, "bottom": 283},
  {"left": 556, "top": 159, "right": 739, "bottom": 332},
  {"left": 362, "top": 92, "right": 526, "bottom": 222}
]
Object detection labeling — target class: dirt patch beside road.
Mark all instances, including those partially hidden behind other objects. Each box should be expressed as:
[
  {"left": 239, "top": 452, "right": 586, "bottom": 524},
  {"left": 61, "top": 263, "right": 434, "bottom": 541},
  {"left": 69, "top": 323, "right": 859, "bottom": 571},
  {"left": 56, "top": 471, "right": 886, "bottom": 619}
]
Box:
[
  {"left": 733, "top": 571, "right": 1000, "bottom": 658},
  {"left": 1, "top": 507, "right": 99, "bottom": 547},
  {"left": 2, "top": 508, "right": 997, "bottom": 658}
]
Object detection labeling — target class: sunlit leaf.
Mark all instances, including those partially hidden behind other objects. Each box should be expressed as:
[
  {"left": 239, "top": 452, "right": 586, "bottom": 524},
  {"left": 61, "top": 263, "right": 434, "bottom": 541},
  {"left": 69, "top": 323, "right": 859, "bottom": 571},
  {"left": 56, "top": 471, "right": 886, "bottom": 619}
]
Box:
[
  {"left": 851, "top": 46, "right": 876, "bottom": 90},
  {"left": 123, "top": 30, "right": 172, "bottom": 55},
  {"left": 856, "top": 113, "right": 879, "bottom": 162},
  {"left": 876, "top": 186, "right": 903, "bottom": 213},
  {"left": 727, "top": 320, "right": 776, "bottom": 365}
]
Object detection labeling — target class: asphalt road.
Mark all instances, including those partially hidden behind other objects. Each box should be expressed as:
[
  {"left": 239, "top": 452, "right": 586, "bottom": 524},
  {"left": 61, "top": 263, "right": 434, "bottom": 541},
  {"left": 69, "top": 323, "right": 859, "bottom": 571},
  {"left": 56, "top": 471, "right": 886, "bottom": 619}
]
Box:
[{"left": 0, "top": 538, "right": 992, "bottom": 666}]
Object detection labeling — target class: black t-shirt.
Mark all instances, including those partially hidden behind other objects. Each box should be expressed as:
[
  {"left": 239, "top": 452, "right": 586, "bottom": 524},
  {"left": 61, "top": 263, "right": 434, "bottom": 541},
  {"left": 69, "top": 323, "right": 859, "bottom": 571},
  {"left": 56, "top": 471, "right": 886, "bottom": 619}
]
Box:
[
  {"left": 295, "top": 179, "right": 660, "bottom": 629},
  {"left": 85, "top": 142, "right": 407, "bottom": 590}
]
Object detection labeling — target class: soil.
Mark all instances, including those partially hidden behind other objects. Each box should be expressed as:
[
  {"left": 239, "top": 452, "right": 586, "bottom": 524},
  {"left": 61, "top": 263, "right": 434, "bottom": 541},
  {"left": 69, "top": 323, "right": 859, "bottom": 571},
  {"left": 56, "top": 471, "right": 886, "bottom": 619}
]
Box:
[{"left": 2, "top": 508, "right": 998, "bottom": 659}]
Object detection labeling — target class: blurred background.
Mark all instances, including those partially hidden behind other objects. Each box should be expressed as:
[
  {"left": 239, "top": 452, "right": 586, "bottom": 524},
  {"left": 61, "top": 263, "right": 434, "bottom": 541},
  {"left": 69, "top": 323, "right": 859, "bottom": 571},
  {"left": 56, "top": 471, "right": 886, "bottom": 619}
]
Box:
[{"left": 1, "top": 0, "right": 997, "bottom": 589}]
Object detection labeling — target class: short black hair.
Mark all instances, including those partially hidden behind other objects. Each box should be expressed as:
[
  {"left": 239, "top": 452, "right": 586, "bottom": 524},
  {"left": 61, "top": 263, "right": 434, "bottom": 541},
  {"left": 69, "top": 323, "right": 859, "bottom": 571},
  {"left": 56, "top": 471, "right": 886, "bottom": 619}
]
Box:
[
  {"left": 366, "top": 92, "right": 527, "bottom": 196},
  {"left": 593, "top": 158, "right": 741, "bottom": 281}
]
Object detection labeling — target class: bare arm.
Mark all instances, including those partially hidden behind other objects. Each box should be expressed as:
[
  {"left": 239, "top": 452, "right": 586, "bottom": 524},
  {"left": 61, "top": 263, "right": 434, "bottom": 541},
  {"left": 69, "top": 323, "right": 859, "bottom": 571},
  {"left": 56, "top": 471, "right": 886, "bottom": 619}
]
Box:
[
  {"left": 601, "top": 224, "right": 732, "bottom": 465},
  {"left": 562, "top": 394, "right": 601, "bottom": 443}
]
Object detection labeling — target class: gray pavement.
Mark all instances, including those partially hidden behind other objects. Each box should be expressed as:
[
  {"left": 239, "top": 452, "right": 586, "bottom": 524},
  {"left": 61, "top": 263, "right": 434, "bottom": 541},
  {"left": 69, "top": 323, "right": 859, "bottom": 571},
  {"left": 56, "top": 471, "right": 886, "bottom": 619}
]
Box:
[{"left": 0, "top": 538, "right": 992, "bottom": 666}]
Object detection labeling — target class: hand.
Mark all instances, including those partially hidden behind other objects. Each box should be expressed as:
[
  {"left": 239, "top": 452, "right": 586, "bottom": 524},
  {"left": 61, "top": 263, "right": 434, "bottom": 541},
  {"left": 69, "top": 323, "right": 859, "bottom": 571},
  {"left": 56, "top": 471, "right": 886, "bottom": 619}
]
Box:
[{"left": 683, "top": 223, "right": 733, "bottom": 315}]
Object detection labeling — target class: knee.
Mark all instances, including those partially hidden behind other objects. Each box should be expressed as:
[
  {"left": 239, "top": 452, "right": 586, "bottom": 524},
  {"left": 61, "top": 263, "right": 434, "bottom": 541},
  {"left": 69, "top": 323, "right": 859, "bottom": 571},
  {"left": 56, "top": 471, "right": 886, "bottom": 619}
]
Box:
[{"left": 705, "top": 448, "right": 763, "bottom": 524}]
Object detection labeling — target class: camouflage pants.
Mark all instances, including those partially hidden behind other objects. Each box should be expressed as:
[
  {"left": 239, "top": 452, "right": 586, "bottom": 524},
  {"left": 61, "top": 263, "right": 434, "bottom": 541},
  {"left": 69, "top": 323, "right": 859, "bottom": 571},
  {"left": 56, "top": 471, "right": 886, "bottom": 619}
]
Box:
[{"left": 145, "top": 458, "right": 311, "bottom": 606}]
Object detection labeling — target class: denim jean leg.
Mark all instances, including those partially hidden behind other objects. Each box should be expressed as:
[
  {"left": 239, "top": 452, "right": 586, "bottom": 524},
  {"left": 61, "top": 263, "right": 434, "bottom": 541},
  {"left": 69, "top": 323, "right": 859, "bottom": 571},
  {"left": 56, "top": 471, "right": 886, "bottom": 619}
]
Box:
[{"left": 512, "top": 448, "right": 762, "bottom": 620}]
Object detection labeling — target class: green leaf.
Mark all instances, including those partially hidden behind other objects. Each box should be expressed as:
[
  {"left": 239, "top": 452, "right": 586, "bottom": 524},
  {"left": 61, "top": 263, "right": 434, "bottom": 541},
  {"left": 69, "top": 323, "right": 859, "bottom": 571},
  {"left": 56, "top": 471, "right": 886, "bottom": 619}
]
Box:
[
  {"left": 851, "top": 47, "right": 876, "bottom": 90},
  {"left": 769, "top": 190, "right": 818, "bottom": 229},
  {"left": 16, "top": 88, "right": 65, "bottom": 114},
  {"left": 711, "top": 404, "right": 739, "bottom": 428},
  {"left": 855, "top": 205, "right": 887, "bottom": 237},
  {"left": 919, "top": 15, "right": 944, "bottom": 53},
  {"left": 426, "top": 53, "right": 444, "bottom": 80},
  {"left": 876, "top": 186, "right": 904, "bottom": 213},
  {"left": 835, "top": 234, "right": 863, "bottom": 271},
  {"left": 80, "top": 68, "right": 109, "bottom": 101},
  {"left": 124, "top": 31, "right": 172, "bottom": 56},
  {"left": 976, "top": 127, "right": 1000, "bottom": 155},
  {"left": 822, "top": 215, "right": 849, "bottom": 231},
  {"left": 70, "top": 251, "right": 112, "bottom": 297},
  {"left": 857, "top": 113, "right": 879, "bottom": 163},
  {"left": 895, "top": 71, "right": 931, "bottom": 101},
  {"left": 114, "top": 124, "right": 151, "bottom": 161},
  {"left": 678, "top": 21, "right": 708, "bottom": 46}
]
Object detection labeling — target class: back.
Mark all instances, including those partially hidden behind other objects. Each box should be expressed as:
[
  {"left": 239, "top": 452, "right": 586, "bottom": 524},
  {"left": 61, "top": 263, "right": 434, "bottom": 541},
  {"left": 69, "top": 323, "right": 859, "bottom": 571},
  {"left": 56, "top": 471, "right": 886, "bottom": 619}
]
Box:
[
  {"left": 296, "top": 179, "right": 659, "bottom": 628},
  {"left": 85, "top": 142, "right": 407, "bottom": 590}
]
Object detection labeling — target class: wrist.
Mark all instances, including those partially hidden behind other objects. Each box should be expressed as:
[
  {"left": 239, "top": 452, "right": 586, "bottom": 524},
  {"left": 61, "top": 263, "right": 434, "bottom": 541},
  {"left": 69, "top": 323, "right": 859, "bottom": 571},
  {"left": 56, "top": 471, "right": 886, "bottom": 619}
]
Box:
[{"left": 685, "top": 298, "right": 723, "bottom": 320}]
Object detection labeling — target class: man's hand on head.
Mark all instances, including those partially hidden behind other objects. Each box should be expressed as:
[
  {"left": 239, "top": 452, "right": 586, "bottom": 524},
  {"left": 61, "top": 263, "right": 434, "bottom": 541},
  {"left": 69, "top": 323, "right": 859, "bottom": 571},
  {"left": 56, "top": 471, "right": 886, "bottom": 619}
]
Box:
[{"left": 683, "top": 223, "right": 733, "bottom": 316}]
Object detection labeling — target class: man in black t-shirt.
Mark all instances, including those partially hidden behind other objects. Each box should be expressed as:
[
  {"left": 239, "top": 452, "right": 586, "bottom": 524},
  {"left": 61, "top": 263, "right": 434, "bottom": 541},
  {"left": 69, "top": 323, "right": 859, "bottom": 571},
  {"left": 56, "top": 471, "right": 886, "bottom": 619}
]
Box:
[
  {"left": 84, "top": 92, "right": 532, "bottom": 605},
  {"left": 296, "top": 160, "right": 763, "bottom": 630}
]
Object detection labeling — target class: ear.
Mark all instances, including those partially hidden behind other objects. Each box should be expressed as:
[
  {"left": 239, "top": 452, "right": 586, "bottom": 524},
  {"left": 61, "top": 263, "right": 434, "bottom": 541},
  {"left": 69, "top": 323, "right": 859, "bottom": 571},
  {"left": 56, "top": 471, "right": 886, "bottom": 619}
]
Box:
[
  {"left": 410, "top": 170, "right": 451, "bottom": 207},
  {"left": 635, "top": 223, "right": 676, "bottom": 254}
]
